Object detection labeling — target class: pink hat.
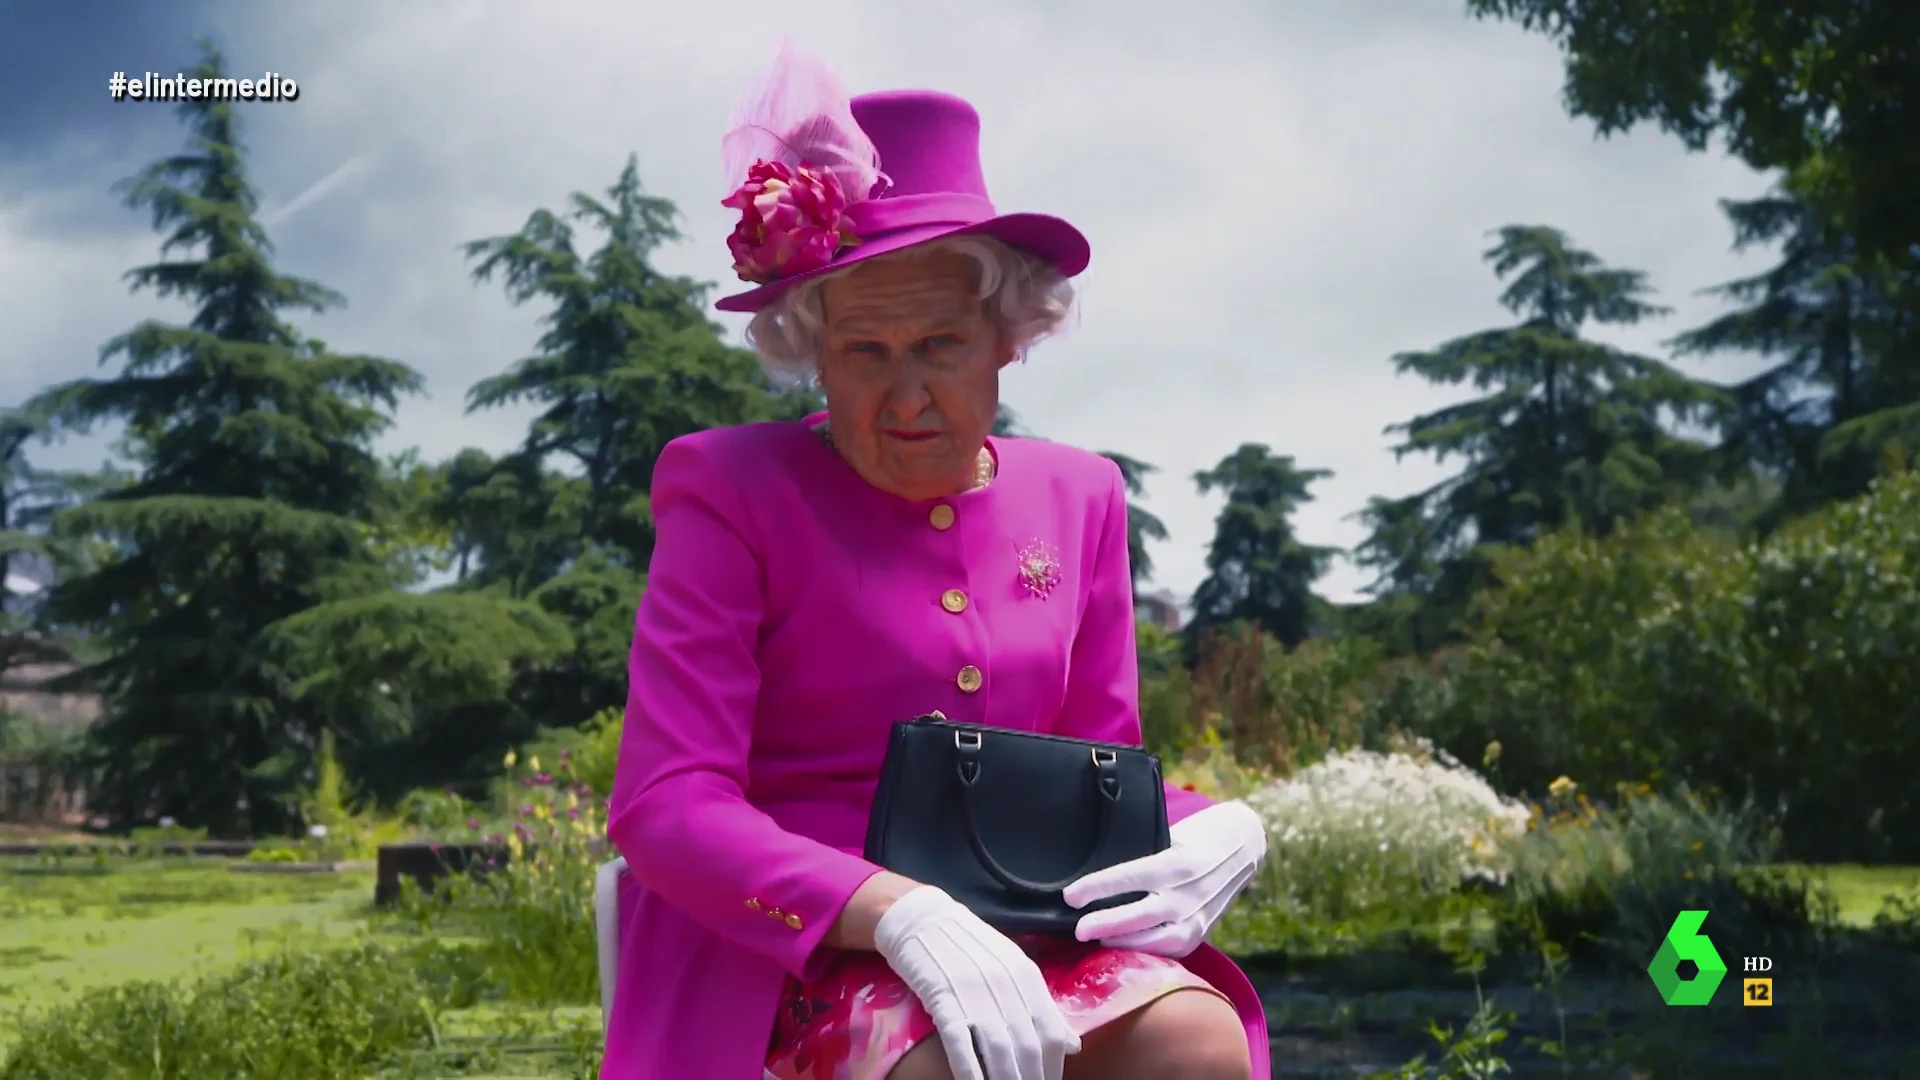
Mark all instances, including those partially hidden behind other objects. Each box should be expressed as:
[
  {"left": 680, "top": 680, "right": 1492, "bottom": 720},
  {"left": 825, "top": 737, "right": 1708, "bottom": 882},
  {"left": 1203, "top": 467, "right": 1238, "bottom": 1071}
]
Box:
[{"left": 713, "top": 45, "right": 1090, "bottom": 314}]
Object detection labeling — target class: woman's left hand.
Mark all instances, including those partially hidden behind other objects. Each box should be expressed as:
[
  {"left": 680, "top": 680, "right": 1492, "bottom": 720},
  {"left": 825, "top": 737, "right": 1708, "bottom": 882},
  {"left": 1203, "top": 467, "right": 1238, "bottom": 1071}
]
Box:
[{"left": 1062, "top": 801, "right": 1268, "bottom": 958}]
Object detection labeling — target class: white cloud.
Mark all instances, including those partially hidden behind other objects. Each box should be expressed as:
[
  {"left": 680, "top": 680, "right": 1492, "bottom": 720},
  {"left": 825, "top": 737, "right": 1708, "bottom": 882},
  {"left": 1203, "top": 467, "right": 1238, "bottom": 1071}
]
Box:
[{"left": 3, "top": 0, "right": 1780, "bottom": 600}]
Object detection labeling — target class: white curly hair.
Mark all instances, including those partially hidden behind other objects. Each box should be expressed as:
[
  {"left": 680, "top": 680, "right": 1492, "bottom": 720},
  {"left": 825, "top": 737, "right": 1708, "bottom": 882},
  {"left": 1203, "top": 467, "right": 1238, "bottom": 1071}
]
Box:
[{"left": 743, "top": 235, "right": 1078, "bottom": 387}]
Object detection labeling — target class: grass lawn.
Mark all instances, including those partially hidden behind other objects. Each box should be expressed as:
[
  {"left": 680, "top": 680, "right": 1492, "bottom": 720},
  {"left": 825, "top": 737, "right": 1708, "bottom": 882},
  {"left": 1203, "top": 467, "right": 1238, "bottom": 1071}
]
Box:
[
  {"left": 1808, "top": 862, "right": 1920, "bottom": 925},
  {"left": 0, "top": 858, "right": 370, "bottom": 1048},
  {"left": 0, "top": 858, "right": 602, "bottom": 1078}
]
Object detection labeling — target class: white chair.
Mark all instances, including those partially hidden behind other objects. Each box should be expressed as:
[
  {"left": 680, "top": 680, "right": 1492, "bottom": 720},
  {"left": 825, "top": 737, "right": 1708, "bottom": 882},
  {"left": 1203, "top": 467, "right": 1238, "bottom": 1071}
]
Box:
[
  {"left": 594, "top": 856, "right": 628, "bottom": 1033},
  {"left": 594, "top": 856, "right": 784, "bottom": 1080}
]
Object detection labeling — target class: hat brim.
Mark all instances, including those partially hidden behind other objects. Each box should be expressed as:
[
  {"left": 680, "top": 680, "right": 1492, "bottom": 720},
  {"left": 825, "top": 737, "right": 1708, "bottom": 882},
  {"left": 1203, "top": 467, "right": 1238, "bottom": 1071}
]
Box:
[{"left": 713, "top": 212, "right": 1089, "bottom": 314}]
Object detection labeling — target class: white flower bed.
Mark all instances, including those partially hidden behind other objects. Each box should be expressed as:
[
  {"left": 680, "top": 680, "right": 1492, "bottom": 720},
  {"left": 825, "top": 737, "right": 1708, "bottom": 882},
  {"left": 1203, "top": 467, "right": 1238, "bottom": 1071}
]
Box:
[{"left": 1241, "top": 740, "right": 1531, "bottom": 916}]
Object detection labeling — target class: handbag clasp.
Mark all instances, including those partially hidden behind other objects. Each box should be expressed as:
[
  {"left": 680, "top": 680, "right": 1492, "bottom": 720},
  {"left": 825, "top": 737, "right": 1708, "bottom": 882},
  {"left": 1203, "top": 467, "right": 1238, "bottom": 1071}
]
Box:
[
  {"left": 1090, "top": 747, "right": 1117, "bottom": 766},
  {"left": 955, "top": 730, "right": 983, "bottom": 750}
]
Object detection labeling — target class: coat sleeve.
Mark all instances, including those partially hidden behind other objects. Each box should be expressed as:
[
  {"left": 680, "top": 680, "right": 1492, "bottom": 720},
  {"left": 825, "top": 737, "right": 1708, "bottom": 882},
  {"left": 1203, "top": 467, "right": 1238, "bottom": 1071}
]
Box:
[
  {"left": 606, "top": 436, "right": 881, "bottom": 981},
  {"left": 1056, "top": 457, "right": 1215, "bottom": 825}
]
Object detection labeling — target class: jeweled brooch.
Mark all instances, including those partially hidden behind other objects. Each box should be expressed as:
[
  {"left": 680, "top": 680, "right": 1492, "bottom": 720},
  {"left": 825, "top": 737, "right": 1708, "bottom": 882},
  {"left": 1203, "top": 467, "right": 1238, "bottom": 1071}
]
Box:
[{"left": 1016, "top": 539, "right": 1062, "bottom": 599}]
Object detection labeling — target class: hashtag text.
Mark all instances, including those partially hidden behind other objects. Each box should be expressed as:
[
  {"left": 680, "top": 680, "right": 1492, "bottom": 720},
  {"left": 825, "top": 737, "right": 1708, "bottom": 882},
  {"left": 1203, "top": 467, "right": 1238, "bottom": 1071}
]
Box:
[{"left": 109, "top": 71, "right": 300, "bottom": 103}]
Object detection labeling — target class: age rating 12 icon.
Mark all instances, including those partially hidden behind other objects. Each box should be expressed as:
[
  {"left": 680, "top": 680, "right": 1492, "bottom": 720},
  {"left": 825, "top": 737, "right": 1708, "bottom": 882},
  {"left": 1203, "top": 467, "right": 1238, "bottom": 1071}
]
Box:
[{"left": 1648, "top": 910, "right": 1728, "bottom": 1006}]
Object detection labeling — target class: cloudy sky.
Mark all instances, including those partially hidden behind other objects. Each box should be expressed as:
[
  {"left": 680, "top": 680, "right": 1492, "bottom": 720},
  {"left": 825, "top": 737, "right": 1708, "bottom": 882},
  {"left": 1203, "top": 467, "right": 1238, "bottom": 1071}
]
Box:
[{"left": 2, "top": 0, "right": 1778, "bottom": 603}]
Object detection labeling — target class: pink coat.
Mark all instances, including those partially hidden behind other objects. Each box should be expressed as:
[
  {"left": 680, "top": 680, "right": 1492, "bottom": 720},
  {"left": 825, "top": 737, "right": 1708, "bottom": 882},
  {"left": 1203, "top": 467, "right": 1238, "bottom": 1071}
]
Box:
[{"left": 603, "top": 417, "right": 1270, "bottom": 1078}]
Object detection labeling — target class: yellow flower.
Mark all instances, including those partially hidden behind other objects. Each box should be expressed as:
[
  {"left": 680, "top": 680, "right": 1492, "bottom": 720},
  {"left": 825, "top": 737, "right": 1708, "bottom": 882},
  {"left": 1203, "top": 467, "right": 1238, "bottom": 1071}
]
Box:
[
  {"left": 1481, "top": 741, "right": 1503, "bottom": 767},
  {"left": 528, "top": 755, "right": 542, "bottom": 773},
  {"left": 1691, "top": 841, "right": 1704, "bottom": 851},
  {"left": 1548, "top": 776, "right": 1577, "bottom": 800},
  {"left": 504, "top": 750, "right": 518, "bottom": 768}
]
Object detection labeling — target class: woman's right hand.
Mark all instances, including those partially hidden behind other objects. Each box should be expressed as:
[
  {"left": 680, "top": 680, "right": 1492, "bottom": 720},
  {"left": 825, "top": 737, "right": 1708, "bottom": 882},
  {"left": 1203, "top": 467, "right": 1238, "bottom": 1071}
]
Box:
[{"left": 872, "top": 886, "right": 1080, "bottom": 1080}]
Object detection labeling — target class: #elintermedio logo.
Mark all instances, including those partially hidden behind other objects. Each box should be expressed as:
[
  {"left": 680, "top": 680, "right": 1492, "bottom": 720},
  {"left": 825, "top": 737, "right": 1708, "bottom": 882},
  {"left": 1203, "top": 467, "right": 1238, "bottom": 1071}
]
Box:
[{"left": 1647, "top": 909, "right": 1729, "bottom": 1006}]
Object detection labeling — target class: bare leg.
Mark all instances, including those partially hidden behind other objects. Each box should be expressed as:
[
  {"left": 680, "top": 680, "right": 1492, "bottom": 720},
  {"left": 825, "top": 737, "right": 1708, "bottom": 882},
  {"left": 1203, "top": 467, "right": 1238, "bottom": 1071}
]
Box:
[
  {"left": 1066, "top": 988, "right": 1251, "bottom": 1080},
  {"left": 883, "top": 1036, "right": 956, "bottom": 1080}
]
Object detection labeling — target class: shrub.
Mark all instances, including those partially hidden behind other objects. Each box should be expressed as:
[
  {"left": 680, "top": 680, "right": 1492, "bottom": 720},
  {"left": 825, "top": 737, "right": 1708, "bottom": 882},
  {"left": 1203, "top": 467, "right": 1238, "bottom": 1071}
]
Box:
[
  {"left": 0, "top": 941, "right": 487, "bottom": 1080},
  {"left": 393, "top": 785, "right": 482, "bottom": 838},
  {"left": 391, "top": 751, "right": 609, "bottom": 1004},
  {"left": 125, "top": 822, "right": 209, "bottom": 856},
  {"left": 243, "top": 841, "right": 306, "bottom": 863},
  {"left": 1137, "top": 620, "right": 1194, "bottom": 758},
  {"left": 1143, "top": 624, "right": 1434, "bottom": 774},
  {"left": 1240, "top": 741, "right": 1529, "bottom": 920},
  {"left": 520, "top": 707, "right": 622, "bottom": 800},
  {"left": 1440, "top": 470, "right": 1920, "bottom": 861},
  {"left": 1163, "top": 727, "right": 1274, "bottom": 801},
  {"left": 1497, "top": 782, "right": 1830, "bottom": 968}
]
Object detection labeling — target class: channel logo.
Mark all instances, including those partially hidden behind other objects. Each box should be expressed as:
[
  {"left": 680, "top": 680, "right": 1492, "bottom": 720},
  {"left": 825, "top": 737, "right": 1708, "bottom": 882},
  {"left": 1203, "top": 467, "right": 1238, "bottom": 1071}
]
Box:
[
  {"left": 1648, "top": 910, "right": 1775, "bottom": 1006},
  {"left": 1647, "top": 910, "right": 1727, "bottom": 1005}
]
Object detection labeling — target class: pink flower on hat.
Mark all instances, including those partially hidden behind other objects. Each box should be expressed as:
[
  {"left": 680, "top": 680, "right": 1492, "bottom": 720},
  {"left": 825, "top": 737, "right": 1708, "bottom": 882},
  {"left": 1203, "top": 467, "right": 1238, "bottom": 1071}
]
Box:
[{"left": 723, "top": 160, "right": 858, "bottom": 284}]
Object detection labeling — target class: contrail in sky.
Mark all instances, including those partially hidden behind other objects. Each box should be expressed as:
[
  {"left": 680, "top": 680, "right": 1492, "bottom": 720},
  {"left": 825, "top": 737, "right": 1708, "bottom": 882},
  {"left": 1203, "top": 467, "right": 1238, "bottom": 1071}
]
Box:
[{"left": 262, "top": 156, "right": 372, "bottom": 226}]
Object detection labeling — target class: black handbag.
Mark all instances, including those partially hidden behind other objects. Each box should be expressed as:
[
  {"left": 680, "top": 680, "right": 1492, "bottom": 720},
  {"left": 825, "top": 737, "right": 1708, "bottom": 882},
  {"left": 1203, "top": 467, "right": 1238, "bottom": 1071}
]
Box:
[{"left": 862, "top": 714, "right": 1171, "bottom": 937}]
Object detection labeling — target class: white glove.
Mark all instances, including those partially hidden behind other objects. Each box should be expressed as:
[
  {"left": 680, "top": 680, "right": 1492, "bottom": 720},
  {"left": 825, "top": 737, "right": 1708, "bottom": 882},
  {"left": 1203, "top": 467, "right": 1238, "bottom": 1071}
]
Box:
[
  {"left": 873, "top": 885, "right": 1080, "bottom": 1080},
  {"left": 1062, "top": 800, "right": 1267, "bottom": 958}
]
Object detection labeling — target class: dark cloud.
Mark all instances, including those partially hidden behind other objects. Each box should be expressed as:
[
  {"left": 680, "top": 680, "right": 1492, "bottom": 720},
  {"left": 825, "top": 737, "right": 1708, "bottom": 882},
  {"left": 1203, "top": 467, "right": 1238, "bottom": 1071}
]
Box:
[
  {"left": 0, "top": 1, "right": 223, "bottom": 154},
  {"left": 0, "top": 0, "right": 257, "bottom": 235}
]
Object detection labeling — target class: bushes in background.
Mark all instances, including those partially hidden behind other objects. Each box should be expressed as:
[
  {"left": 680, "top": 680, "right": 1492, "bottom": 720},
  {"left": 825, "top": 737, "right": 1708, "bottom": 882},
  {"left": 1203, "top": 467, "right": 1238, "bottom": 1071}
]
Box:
[
  {"left": 0, "top": 942, "right": 489, "bottom": 1080},
  {"left": 1164, "top": 470, "right": 1920, "bottom": 863},
  {"left": 1441, "top": 469, "right": 1920, "bottom": 861},
  {"left": 388, "top": 748, "right": 609, "bottom": 1004}
]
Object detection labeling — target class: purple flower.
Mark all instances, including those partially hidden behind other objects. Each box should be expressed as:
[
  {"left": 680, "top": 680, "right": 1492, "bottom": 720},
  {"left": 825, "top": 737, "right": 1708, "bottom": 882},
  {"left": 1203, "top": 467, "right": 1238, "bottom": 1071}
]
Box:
[{"left": 466, "top": 818, "right": 480, "bottom": 830}]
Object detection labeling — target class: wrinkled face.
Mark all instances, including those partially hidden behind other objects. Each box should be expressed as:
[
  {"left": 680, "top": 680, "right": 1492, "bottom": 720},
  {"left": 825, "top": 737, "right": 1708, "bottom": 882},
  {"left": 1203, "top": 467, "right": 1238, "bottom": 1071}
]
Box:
[{"left": 816, "top": 250, "right": 1011, "bottom": 501}]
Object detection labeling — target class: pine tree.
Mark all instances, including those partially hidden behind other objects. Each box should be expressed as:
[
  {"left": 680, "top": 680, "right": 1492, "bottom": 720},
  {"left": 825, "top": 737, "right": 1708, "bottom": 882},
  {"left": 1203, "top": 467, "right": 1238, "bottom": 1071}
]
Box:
[
  {"left": 450, "top": 156, "right": 820, "bottom": 729},
  {"left": 461, "top": 156, "right": 807, "bottom": 578},
  {"left": 1097, "top": 451, "right": 1169, "bottom": 594},
  {"left": 0, "top": 405, "right": 120, "bottom": 675},
  {"left": 1670, "top": 192, "right": 1920, "bottom": 521},
  {"left": 30, "top": 42, "right": 426, "bottom": 833},
  {"left": 1, "top": 408, "right": 59, "bottom": 671},
  {"left": 1188, "top": 444, "right": 1336, "bottom": 649},
  {"left": 1355, "top": 226, "right": 1723, "bottom": 647}
]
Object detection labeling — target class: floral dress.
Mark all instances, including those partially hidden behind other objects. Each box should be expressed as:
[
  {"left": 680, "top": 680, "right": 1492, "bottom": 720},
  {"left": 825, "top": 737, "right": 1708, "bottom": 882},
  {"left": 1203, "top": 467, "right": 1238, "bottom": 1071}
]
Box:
[{"left": 763, "top": 936, "right": 1222, "bottom": 1079}]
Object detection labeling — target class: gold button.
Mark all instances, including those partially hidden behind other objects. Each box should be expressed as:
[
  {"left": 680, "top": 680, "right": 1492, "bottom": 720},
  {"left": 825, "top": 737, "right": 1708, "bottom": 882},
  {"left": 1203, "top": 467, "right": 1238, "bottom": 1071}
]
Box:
[
  {"left": 929, "top": 504, "right": 955, "bottom": 530},
  {"left": 744, "top": 898, "right": 761, "bottom": 911},
  {"left": 941, "top": 589, "right": 968, "bottom": 614},
  {"left": 784, "top": 912, "right": 803, "bottom": 930},
  {"left": 956, "top": 665, "right": 982, "bottom": 693}
]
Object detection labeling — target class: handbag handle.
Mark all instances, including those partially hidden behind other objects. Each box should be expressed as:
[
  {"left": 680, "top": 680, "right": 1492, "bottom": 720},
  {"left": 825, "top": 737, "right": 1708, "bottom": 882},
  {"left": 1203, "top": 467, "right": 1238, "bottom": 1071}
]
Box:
[{"left": 953, "top": 737, "right": 1122, "bottom": 896}]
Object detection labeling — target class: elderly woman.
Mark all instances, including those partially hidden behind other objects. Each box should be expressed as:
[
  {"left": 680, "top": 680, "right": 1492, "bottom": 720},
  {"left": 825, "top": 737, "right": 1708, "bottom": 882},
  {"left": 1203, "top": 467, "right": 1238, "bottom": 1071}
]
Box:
[{"left": 602, "top": 51, "right": 1271, "bottom": 1080}]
